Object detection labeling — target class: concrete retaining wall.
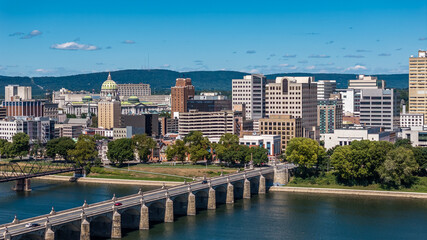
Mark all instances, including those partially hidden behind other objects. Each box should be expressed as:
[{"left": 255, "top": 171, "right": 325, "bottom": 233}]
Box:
[{"left": 269, "top": 186, "right": 427, "bottom": 199}]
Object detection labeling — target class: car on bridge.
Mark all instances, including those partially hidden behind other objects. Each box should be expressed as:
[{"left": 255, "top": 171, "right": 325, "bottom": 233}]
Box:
[
  {"left": 25, "top": 223, "right": 40, "bottom": 228},
  {"left": 114, "top": 202, "right": 122, "bottom": 206}
]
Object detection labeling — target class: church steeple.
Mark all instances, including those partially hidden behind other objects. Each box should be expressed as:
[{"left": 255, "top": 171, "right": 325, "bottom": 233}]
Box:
[{"left": 107, "top": 72, "right": 112, "bottom": 80}]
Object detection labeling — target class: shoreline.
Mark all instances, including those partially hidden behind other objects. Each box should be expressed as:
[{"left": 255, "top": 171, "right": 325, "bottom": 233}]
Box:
[
  {"left": 37, "top": 175, "right": 182, "bottom": 187},
  {"left": 269, "top": 186, "right": 427, "bottom": 199}
]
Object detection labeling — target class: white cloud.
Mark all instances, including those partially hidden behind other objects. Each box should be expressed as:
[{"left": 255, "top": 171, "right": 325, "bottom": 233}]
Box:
[
  {"left": 249, "top": 69, "right": 260, "bottom": 73},
  {"left": 345, "top": 65, "right": 367, "bottom": 71},
  {"left": 35, "top": 68, "right": 50, "bottom": 73},
  {"left": 279, "top": 64, "right": 290, "bottom": 67},
  {"left": 122, "top": 40, "right": 136, "bottom": 44},
  {"left": 305, "top": 65, "right": 316, "bottom": 70},
  {"left": 50, "top": 42, "right": 100, "bottom": 51},
  {"left": 21, "top": 30, "right": 42, "bottom": 39},
  {"left": 308, "top": 54, "right": 330, "bottom": 58},
  {"left": 159, "top": 64, "right": 171, "bottom": 68}
]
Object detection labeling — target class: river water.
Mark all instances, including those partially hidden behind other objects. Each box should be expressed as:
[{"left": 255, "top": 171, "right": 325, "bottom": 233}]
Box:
[{"left": 1, "top": 180, "right": 427, "bottom": 240}]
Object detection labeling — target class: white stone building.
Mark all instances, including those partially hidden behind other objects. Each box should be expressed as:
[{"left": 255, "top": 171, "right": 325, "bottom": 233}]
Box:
[{"left": 232, "top": 74, "right": 266, "bottom": 120}]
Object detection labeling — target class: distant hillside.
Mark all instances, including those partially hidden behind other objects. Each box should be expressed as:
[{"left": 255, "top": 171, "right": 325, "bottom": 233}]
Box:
[{"left": 0, "top": 70, "right": 408, "bottom": 97}]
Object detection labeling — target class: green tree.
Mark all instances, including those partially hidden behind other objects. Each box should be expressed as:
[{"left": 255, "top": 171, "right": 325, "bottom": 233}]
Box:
[
  {"left": 378, "top": 147, "right": 419, "bottom": 188},
  {"left": 0, "top": 139, "right": 9, "bottom": 157},
  {"left": 68, "top": 135, "right": 98, "bottom": 166},
  {"left": 46, "top": 138, "right": 59, "bottom": 159},
  {"left": 330, "top": 140, "right": 394, "bottom": 185},
  {"left": 30, "top": 140, "right": 43, "bottom": 158},
  {"left": 245, "top": 146, "right": 268, "bottom": 166},
  {"left": 159, "top": 111, "right": 171, "bottom": 118},
  {"left": 11, "top": 133, "right": 30, "bottom": 160},
  {"left": 90, "top": 116, "right": 98, "bottom": 128},
  {"left": 215, "top": 133, "right": 240, "bottom": 165},
  {"left": 286, "top": 138, "right": 324, "bottom": 175},
  {"left": 132, "top": 134, "right": 157, "bottom": 163},
  {"left": 46, "top": 137, "right": 75, "bottom": 160},
  {"left": 56, "top": 137, "right": 76, "bottom": 160},
  {"left": 107, "top": 138, "right": 134, "bottom": 166},
  {"left": 81, "top": 113, "right": 87, "bottom": 119},
  {"left": 165, "top": 139, "right": 188, "bottom": 163},
  {"left": 394, "top": 139, "right": 412, "bottom": 149},
  {"left": 66, "top": 114, "right": 77, "bottom": 118},
  {"left": 93, "top": 134, "right": 107, "bottom": 141},
  {"left": 184, "top": 131, "right": 211, "bottom": 164},
  {"left": 412, "top": 147, "right": 427, "bottom": 176}
]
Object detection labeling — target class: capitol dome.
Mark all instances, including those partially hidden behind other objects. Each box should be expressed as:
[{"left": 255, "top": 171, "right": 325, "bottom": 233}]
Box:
[{"left": 101, "top": 73, "right": 118, "bottom": 90}]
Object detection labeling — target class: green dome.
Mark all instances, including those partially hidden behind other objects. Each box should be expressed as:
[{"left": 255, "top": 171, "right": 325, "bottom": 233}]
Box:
[
  {"left": 82, "top": 95, "right": 93, "bottom": 103},
  {"left": 101, "top": 73, "right": 117, "bottom": 90},
  {"left": 101, "top": 80, "right": 117, "bottom": 90},
  {"left": 128, "top": 96, "right": 140, "bottom": 104}
]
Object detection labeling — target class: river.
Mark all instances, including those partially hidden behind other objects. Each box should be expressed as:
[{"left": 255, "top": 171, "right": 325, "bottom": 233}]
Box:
[{"left": 1, "top": 179, "right": 427, "bottom": 239}]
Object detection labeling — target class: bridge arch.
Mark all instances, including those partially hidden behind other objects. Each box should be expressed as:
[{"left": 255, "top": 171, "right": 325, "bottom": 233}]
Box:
[
  {"left": 148, "top": 201, "right": 165, "bottom": 223},
  {"left": 233, "top": 181, "right": 244, "bottom": 199},
  {"left": 90, "top": 215, "right": 112, "bottom": 238},
  {"left": 54, "top": 223, "right": 80, "bottom": 240},
  {"left": 121, "top": 208, "right": 140, "bottom": 230},
  {"left": 249, "top": 177, "right": 260, "bottom": 195},
  {"left": 214, "top": 185, "right": 227, "bottom": 204},
  {"left": 15, "top": 233, "right": 43, "bottom": 240},
  {"left": 195, "top": 190, "right": 209, "bottom": 211},
  {"left": 173, "top": 194, "right": 188, "bottom": 216}
]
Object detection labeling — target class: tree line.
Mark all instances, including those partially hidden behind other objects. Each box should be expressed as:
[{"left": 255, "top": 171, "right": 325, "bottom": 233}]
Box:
[
  {"left": 166, "top": 132, "right": 268, "bottom": 166},
  {"left": 285, "top": 137, "right": 427, "bottom": 189}
]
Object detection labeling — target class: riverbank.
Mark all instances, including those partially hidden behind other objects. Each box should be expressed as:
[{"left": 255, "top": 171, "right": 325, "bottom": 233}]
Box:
[
  {"left": 270, "top": 186, "right": 427, "bottom": 199},
  {"left": 37, "top": 175, "right": 182, "bottom": 187}
]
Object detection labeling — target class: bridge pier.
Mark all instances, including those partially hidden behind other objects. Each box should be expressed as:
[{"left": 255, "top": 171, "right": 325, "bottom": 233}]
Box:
[
  {"left": 45, "top": 226, "right": 55, "bottom": 240},
  {"left": 13, "top": 179, "right": 31, "bottom": 191},
  {"left": 243, "top": 179, "right": 251, "bottom": 199},
  {"left": 274, "top": 167, "right": 289, "bottom": 185},
  {"left": 3, "top": 232, "right": 11, "bottom": 240},
  {"left": 207, "top": 187, "right": 216, "bottom": 210},
  {"left": 187, "top": 192, "right": 196, "bottom": 216},
  {"left": 259, "top": 175, "right": 266, "bottom": 194},
  {"left": 111, "top": 209, "right": 122, "bottom": 239},
  {"left": 139, "top": 203, "right": 149, "bottom": 230},
  {"left": 226, "top": 183, "right": 234, "bottom": 204},
  {"left": 80, "top": 218, "right": 90, "bottom": 240},
  {"left": 164, "top": 198, "right": 174, "bottom": 223}
]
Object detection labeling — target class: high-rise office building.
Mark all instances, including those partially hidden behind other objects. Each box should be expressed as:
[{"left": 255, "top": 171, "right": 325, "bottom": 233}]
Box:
[
  {"left": 5, "top": 85, "right": 32, "bottom": 101},
  {"left": 98, "top": 101, "right": 121, "bottom": 129},
  {"left": 317, "top": 80, "right": 336, "bottom": 100},
  {"left": 178, "top": 110, "right": 235, "bottom": 138},
  {"left": 336, "top": 89, "right": 361, "bottom": 116},
  {"left": 359, "top": 89, "right": 398, "bottom": 131},
  {"left": 409, "top": 50, "right": 427, "bottom": 124},
  {"left": 232, "top": 74, "right": 266, "bottom": 120},
  {"left": 318, "top": 97, "right": 343, "bottom": 134},
  {"left": 348, "top": 75, "right": 385, "bottom": 89},
  {"left": 171, "top": 78, "right": 195, "bottom": 115},
  {"left": 265, "top": 76, "right": 317, "bottom": 138}
]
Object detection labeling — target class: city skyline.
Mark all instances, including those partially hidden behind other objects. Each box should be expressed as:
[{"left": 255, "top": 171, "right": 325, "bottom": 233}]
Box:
[{"left": 1, "top": 0, "right": 426, "bottom": 77}]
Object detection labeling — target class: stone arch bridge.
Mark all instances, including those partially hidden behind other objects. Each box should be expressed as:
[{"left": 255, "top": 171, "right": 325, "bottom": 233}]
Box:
[{"left": 0, "top": 165, "right": 292, "bottom": 240}]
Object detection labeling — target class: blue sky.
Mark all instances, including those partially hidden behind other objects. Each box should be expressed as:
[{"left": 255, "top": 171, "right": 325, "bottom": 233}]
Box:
[{"left": 0, "top": 0, "right": 426, "bottom": 76}]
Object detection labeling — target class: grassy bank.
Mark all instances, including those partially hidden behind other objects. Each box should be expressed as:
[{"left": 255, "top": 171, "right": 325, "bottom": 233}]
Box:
[
  {"left": 287, "top": 172, "right": 427, "bottom": 193},
  {"left": 88, "top": 167, "right": 186, "bottom": 182}
]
